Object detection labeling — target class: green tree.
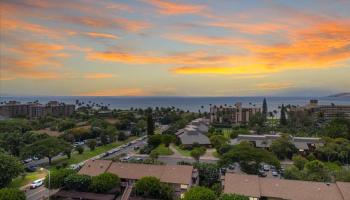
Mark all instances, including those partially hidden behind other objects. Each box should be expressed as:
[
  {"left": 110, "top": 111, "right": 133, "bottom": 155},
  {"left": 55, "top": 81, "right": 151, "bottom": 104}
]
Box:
[
  {"left": 262, "top": 98, "right": 268, "bottom": 120},
  {"left": 292, "top": 155, "right": 308, "bottom": 170},
  {"left": 193, "top": 163, "right": 220, "bottom": 187},
  {"left": 147, "top": 109, "right": 155, "bottom": 135},
  {"left": 118, "top": 131, "right": 127, "bottom": 141},
  {"left": 89, "top": 173, "right": 120, "bottom": 193},
  {"left": 159, "top": 183, "right": 174, "bottom": 200},
  {"left": 0, "top": 152, "right": 24, "bottom": 188},
  {"left": 150, "top": 151, "right": 159, "bottom": 160},
  {"left": 183, "top": 186, "right": 216, "bottom": 200},
  {"left": 75, "top": 145, "right": 84, "bottom": 154},
  {"left": 283, "top": 166, "right": 304, "bottom": 180},
  {"left": 136, "top": 119, "right": 147, "bottom": 132},
  {"left": 135, "top": 177, "right": 162, "bottom": 198},
  {"left": 148, "top": 134, "right": 163, "bottom": 147},
  {"left": 0, "top": 188, "right": 25, "bottom": 200},
  {"left": 304, "top": 160, "right": 330, "bottom": 182},
  {"left": 87, "top": 139, "right": 97, "bottom": 151},
  {"left": 191, "top": 147, "right": 206, "bottom": 162},
  {"left": 219, "top": 142, "right": 280, "bottom": 174},
  {"left": 210, "top": 135, "right": 229, "bottom": 149},
  {"left": 45, "top": 169, "right": 75, "bottom": 188},
  {"left": 270, "top": 134, "right": 297, "bottom": 159},
  {"left": 280, "top": 104, "right": 287, "bottom": 126},
  {"left": 21, "top": 137, "right": 71, "bottom": 165},
  {"left": 162, "top": 134, "right": 174, "bottom": 147},
  {"left": 219, "top": 194, "right": 249, "bottom": 200},
  {"left": 64, "top": 174, "right": 92, "bottom": 191}
]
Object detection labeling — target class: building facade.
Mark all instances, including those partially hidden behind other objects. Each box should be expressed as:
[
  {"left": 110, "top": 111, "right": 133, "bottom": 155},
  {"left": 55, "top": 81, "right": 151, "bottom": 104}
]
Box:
[
  {"left": 78, "top": 160, "right": 199, "bottom": 199},
  {"left": 294, "top": 100, "right": 350, "bottom": 121},
  {"left": 0, "top": 101, "right": 75, "bottom": 119},
  {"left": 210, "top": 102, "right": 261, "bottom": 125}
]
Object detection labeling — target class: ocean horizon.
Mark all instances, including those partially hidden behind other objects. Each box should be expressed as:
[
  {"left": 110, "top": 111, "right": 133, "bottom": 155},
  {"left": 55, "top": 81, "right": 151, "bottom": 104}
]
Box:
[{"left": 1, "top": 96, "right": 350, "bottom": 112}]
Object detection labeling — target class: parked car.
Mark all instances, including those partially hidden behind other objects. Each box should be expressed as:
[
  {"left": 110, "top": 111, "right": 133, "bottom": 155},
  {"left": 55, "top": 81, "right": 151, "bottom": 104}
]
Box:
[
  {"left": 23, "top": 158, "right": 33, "bottom": 163},
  {"left": 120, "top": 156, "right": 131, "bottom": 162},
  {"left": 258, "top": 172, "right": 267, "bottom": 177},
  {"left": 25, "top": 165, "right": 37, "bottom": 172},
  {"left": 69, "top": 164, "right": 80, "bottom": 170},
  {"left": 30, "top": 179, "right": 44, "bottom": 189},
  {"left": 272, "top": 170, "right": 279, "bottom": 176},
  {"left": 263, "top": 164, "right": 270, "bottom": 171}
]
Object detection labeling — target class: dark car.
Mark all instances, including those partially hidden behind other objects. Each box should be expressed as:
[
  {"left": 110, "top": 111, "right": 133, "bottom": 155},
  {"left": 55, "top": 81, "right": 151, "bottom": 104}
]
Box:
[{"left": 26, "top": 165, "right": 37, "bottom": 172}]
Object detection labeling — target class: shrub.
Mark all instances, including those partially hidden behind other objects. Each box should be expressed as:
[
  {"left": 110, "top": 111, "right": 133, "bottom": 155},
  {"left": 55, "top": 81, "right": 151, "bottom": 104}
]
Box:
[
  {"left": 219, "top": 194, "right": 249, "bottom": 200},
  {"left": 183, "top": 186, "right": 216, "bottom": 200},
  {"left": 89, "top": 173, "right": 120, "bottom": 193},
  {"left": 0, "top": 188, "right": 25, "bottom": 200},
  {"left": 75, "top": 145, "right": 84, "bottom": 154},
  {"left": 45, "top": 168, "right": 75, "bottom": 188},
  {"left": 64, "top": 174, "right": 91, "bottom": 191}
]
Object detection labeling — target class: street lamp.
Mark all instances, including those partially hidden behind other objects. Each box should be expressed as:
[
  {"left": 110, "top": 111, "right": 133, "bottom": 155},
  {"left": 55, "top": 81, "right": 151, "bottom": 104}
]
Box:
[{"left": 40, "top": 168, "right": 50, "bottom": 200}]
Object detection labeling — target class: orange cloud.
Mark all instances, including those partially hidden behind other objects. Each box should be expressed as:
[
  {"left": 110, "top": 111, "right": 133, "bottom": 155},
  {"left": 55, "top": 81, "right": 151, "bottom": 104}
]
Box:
[
  {"left": 62, "top": 16, "right": 150, "bottom": 32},
  {"left": 165, "top": 34, "right": 251, "bottom": 47},
  {"left": 205, "top": 21, "right": 287, "bottom": 34},
  {"left": 2, "top": 41, "right": 68, "bottom": 80},
  {"left": 83, "top": 32, "right": 118, "bottom": 39},
  {"left": 143, "top": 0, "right": 205, "bottom": 15},
  {"left": 80, "top": 88, "right": 149, "bottom": 96},
  {"left": 84, "top": 73, "right": 115, "bottom": 79},
  {"left": 256, "top": 82, "right": 294, "bottom": 90}
]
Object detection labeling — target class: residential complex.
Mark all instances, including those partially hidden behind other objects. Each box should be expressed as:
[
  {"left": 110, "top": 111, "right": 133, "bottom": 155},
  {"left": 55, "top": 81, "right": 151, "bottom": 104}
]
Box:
[
  {"left": 223, "top": 173, "right": 350, "bottom": 200},
  {"left": 0, "top": 101, "right": 75, "bottom": 119},
  {"left": 78, "top": 160, "right": 198, "bottom": 199},
  {"left": 175, "top": 118, "right": 211, "bottom": 147},
  {"left": 230, "top": 134, "right": 323, "bottom": 152},
  {"left": 293, "top": 99, "right": 350, "bottom": 121},
  {"left": 210, "top": 102, "right": 261, "bottom": 125}
]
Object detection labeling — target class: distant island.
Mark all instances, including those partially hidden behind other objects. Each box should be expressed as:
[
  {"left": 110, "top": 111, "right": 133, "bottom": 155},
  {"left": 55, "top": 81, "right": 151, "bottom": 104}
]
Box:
[{"left": 328, "top": 92, "right": 350, "bottom": 97}]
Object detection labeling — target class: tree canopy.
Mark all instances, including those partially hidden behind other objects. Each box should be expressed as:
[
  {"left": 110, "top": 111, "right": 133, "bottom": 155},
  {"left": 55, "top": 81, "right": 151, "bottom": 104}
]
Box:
[
  {"left": 21, "top": 137, "right": 71, "bottom": 165},
  {"left": 219, "top": 142, "right": 280, "bottom": 174},
  {"left": 0, "top": 152, "right": 24, "bottom": 188},
  {"left": 0, "top": 188, "right": 25, "bottom": 200},
  {"left": 89, "top": 173, "right": 120, "bottom": 193}
]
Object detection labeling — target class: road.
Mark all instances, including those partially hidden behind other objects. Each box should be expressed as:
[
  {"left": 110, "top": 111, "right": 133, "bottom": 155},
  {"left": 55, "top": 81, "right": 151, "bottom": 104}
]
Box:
[
  {"left": 25, "top": 137, "right": 147, "bottom": 200},
  {"left": 26, "top": 186, "right": 59, "bottom": 200}
]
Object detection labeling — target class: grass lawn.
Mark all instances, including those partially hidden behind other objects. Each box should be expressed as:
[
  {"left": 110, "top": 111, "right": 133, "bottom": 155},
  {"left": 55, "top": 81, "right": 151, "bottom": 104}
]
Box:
[
  {"left": 222, "top": 128, "right": 233, "bottom": 139},
  {"left": 152, "top": 144, "right": 173, "bottom": 156},
  {"left": 50, "top": 136, "right": 137, "bottom": 168},
  {"left": 9, "top": 170, "right": 47, "bottom": 188},
  {"left": 172, "top": 145, "right": 191, "bottom": 157}
]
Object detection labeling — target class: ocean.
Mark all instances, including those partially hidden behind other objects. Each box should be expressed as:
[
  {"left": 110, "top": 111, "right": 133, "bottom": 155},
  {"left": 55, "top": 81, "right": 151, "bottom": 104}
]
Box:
[{"left": 1, "top": 96, "right": 350, "bottom": 112}]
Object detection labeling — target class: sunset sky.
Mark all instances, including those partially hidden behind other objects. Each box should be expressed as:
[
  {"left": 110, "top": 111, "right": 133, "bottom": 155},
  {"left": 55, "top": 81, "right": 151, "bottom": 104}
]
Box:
[{"left": 1, "top": 0, "right": 350, "bottom": 96}]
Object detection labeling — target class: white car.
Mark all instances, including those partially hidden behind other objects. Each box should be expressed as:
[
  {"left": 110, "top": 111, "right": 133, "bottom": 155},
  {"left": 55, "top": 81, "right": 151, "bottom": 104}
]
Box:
[
  {"left": 272, "top": 170, "right": 279, "bottom": 176},
  {"left": 30, "top": 179, "right": 44, "bottom": 189}
]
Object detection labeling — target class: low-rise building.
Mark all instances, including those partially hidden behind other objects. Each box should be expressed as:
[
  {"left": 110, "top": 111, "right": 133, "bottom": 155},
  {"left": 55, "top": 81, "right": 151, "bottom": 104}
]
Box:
[
  {"left": 230, "top": 134, "right": 322, "bottom": 152},
  {"left": 210, "top": 102, "right": 261, "bottom": 125},
  {"left": 223, "top": 173, "right": 350, "bottom": 200},
  {"left": 78, "top": 160, "right": 198, "bottom": 198},
  {"left": 176, "top": 118, "right": 211, "bottom": 147}
]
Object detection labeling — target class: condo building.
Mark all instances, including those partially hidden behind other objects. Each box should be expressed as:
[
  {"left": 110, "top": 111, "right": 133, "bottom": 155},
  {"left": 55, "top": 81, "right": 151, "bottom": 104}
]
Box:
[
  {"left": 294, "top": 100, "right": 350, "bottom": 121},
  {"left": 0, "top": 101, "right": 75, "bottom": 119},
  {"left": 210, "top": 102, "right": 261, "bottom": 125}
]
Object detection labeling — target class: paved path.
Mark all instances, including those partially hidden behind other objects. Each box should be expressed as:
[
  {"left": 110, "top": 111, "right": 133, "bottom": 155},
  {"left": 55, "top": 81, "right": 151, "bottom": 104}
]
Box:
[{"left": 169, "top": 144, "right": 182, "bottom": 157}]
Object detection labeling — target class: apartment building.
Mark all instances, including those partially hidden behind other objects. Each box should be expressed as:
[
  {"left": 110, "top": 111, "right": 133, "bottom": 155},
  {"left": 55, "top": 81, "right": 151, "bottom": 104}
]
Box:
[
  {"left": 78, "top": 160, "right": 198, "bottom": 198},
  {"left": 294, "top": 99, "right": 350, "bottom": 121},
  {"left": 223, "top": 173, "right": 350, "bottom": 200},
  {"left": 0, "top": 101, "right": 75, "bottom": 119},
  {"left": 210, "top": 102, "right": 261, "bottom": 125}
]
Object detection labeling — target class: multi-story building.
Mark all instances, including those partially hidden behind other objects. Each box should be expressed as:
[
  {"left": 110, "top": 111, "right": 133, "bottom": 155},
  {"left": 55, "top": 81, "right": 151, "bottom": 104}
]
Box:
[
  {"left": 294, "top": 100, "right": 350, "bottom": 121},
  {"left": 223, "top": 173, "right": 350, "bottom": 200},
  {"left": 210, "top": 102, "right": 261, "bottom": 125},
  {"left": 78, "top": 160, "right": 199, "bottom": 199},
  {"left": 0, "top": 101, "right": 75, "bottom": 119}
]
